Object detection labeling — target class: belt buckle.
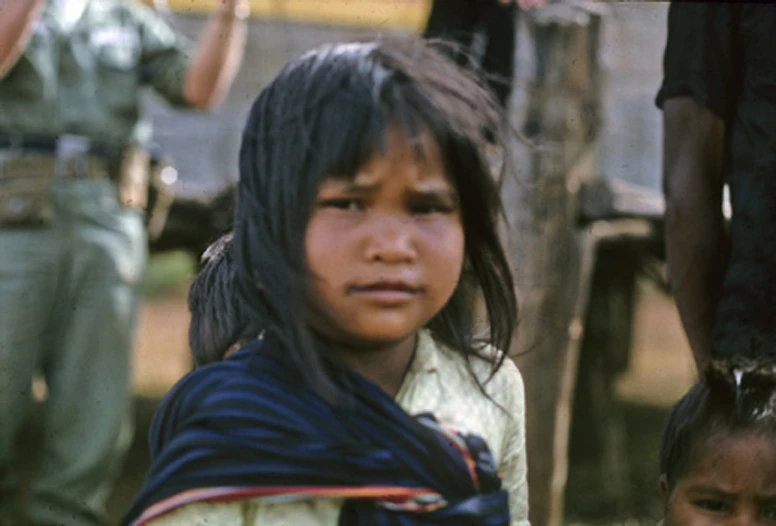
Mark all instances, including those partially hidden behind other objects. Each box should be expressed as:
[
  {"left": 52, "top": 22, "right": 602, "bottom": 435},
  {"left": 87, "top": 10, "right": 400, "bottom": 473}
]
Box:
[
  {"left": 55, "top": 135, "right": 92, "bottom": 179},
  {"left": 56, "top": 134, "right": 90, "bottom": 158}
]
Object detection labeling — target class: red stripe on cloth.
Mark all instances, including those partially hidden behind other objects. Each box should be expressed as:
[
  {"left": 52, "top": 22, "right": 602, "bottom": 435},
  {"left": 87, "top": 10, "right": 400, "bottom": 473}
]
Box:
[{"left": 133, "top": 485, "right": 442, "bottom": 525}]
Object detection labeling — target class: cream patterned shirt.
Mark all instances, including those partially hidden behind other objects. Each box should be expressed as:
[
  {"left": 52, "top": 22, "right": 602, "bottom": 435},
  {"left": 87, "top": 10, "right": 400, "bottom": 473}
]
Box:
[{"left": 145, "top": 330, "right": 530, "bottom": 526}]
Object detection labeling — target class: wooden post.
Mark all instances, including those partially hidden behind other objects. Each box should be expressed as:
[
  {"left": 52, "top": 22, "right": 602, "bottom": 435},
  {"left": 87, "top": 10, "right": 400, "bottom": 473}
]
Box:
[{"left": 502, "top": 7, "right": 605, "bottom": 525}]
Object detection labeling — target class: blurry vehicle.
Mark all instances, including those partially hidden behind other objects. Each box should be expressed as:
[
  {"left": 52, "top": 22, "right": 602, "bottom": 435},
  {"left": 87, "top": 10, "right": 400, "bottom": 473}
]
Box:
[{"left": 145, "top": 146, "right": 235, "bottom": 260}]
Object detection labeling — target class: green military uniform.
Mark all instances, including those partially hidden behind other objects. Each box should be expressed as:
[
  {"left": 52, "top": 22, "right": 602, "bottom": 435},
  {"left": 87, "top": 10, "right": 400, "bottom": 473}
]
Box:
[{"left": 0, "top": 1, "right": 192, "bottom": 524}]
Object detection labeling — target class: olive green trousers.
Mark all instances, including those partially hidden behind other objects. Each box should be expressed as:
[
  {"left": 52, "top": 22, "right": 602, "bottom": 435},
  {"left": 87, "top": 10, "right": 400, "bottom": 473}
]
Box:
[{"left": 0, "top": 179, "right": 145, "bottom": 526}]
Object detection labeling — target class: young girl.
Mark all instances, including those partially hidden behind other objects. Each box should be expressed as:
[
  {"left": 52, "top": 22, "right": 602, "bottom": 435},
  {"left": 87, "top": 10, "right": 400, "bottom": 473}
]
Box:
[
  {"left": 658, "top": 359, "right": 776, "bottom": 525},
  {"left": 124, "top": 37, "right": 528, "bottom": 526}
]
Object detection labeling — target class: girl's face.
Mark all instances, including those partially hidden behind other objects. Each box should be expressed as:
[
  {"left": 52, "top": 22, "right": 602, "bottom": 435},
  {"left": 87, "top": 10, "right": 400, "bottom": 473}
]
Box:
[
  {"left": 304, "top": 127, "right": 464, "bottom": 351},
  {"left": 660, "top": 431, "right": 776, "bottom": 526}
]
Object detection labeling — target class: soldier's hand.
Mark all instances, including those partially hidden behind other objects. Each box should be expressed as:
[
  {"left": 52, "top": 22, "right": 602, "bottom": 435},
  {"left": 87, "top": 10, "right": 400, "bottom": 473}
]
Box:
[{"left": 217, "top": 0, "right": 250, "bottom": 18}]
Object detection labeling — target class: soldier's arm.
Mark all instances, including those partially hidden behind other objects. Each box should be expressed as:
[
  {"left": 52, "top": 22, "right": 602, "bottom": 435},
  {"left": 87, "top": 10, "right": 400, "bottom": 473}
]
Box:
[
  {"left": 0, "top": 0, "right": 45, "bottom": 78},
  {"left": 662, "top": 97, "right": 728, "bottom": 374},
  {"left": 182, "top": 0, "right": 248, "bottom": 110}
]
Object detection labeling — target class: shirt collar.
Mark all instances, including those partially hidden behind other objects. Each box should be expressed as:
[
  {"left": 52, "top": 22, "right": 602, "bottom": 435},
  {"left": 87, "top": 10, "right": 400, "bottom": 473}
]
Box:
[
  {"left": 394, "top": 329, "right": 439, "bottom": 403},
  {"left": 410, "top": 329, "right": 439, "bottom": 375},
  {"left": 50, "top": 0, "right": 89, "bottom": 32}
]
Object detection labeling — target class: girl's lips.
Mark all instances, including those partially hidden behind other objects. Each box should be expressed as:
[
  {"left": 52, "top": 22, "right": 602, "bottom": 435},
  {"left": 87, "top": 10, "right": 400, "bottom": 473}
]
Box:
[{"left": 349, "top": 283, "right": 422, "bottom": 304}]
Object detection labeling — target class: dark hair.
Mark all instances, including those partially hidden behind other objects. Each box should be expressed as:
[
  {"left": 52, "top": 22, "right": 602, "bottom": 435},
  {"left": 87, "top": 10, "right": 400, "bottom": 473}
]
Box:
[
  {"left": 659, "top": 369, "right": 776, "bottom": 493},
  {"left": 187, "top": 233, "right": 258, "bottom": 366},
  {"left": 232, "top": 37, "right": 518, "bottom": 399}
]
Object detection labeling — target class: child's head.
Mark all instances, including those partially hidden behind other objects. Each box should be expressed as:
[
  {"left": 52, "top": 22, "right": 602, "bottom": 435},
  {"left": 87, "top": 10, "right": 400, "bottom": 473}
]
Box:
[
  {"left": 658, "top": 380, "right": 776, "bottom": 525},
  {"left": 232, "top": 38, "right": 517, "bottom": 394},
  {"left": 187, "top": 233, "right": 257, "bottom": 366}
]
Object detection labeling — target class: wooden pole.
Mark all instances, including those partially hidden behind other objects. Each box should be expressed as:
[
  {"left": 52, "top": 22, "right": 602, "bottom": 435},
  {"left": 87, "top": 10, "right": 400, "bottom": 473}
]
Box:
[{"left": 502, "top": 7, "right": 605, "bottom": 525}]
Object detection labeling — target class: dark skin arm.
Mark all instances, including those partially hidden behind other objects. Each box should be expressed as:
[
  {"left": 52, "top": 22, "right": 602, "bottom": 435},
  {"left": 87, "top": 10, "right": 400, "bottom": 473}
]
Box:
[
  {"left": 0, "top": 0, "right": 45, "bottom": 79},
  {"left": 662, "top": 96, "right": 730, "bottom": 374}
]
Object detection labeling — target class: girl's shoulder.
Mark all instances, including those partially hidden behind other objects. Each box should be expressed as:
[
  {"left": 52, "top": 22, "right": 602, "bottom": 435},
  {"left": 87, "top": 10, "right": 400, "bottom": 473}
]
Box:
[
  {"left": 412, "top": 331, "right": 525, "bottom": 465},
  {"left": 421, "top": 330, "right": 525, "bottom": 407}
]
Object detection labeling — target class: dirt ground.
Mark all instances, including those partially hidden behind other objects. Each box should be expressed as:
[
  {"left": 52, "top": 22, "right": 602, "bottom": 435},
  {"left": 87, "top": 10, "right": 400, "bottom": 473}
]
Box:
[{"left": 14, "top": 275, "right": 694, "bottom": 525}]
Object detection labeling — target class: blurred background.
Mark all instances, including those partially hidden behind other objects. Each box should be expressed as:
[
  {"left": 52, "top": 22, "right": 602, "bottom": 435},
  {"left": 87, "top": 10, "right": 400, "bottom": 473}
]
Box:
[{"left": 15, "top": 1, "right": 696, "bottom": 524}]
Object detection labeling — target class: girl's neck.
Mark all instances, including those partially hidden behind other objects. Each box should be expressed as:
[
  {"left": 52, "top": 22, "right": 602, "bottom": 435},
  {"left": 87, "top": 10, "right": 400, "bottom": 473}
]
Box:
[{"left": 326, "top": 334, "right": 418, "bottom": 398}]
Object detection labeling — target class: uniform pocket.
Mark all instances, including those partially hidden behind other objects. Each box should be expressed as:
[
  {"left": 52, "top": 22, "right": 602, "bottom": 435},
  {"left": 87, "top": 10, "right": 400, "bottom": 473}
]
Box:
[{"left": 91, "top": 28, "right": 141, "bottom": 73}]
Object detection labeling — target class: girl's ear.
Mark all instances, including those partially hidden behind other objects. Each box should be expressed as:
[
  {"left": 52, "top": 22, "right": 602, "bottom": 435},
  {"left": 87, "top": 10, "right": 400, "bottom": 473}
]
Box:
[{"left": 658, "top": 473, "right": 669, "bottom": 522}]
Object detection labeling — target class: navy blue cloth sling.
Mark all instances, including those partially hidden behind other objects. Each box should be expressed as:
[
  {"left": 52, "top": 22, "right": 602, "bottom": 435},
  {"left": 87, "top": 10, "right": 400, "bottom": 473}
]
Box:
[{"left": 123, "top": 339, "right": 510, "bottom": 525}]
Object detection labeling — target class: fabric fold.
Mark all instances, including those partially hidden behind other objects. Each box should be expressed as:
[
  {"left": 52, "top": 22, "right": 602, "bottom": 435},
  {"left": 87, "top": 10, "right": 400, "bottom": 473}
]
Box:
[{"left": 124, "top": 339, "right": 510, "bottom": 526}]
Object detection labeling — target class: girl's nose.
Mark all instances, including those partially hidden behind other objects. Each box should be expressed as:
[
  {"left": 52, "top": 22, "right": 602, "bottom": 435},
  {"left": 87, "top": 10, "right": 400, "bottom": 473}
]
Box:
[{"left": 363, "top": 214, "right": 417, "bottom": 263}]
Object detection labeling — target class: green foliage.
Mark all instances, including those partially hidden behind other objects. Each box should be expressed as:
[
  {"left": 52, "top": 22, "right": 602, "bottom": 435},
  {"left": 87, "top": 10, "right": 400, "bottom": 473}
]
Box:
[{"left": 141, "top": 251, "right": 195, "bottom": 299}]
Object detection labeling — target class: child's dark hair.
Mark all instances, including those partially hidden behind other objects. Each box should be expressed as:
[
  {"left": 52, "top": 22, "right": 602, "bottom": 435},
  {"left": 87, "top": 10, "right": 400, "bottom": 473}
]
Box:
[
  {"left": 232, "top": 37, "right": 518, "bottom": 398},
  {"left": 659, "top": 363, "right": 776, "bottom": 493},
  {"left": 187, "top": 233, "right": 257, "bottom": 366}
]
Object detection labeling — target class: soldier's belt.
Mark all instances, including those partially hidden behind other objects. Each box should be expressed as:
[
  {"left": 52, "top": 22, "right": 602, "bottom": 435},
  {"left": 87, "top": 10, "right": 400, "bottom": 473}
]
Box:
[
  {"left": 0, "top": 134, "right": 119, "bottom": 179},
  {"left": 0, "top": 134, "right": 137, "bottom": 226}
]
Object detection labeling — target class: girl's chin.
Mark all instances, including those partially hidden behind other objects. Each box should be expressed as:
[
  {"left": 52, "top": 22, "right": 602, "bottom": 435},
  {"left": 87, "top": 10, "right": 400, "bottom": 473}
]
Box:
[{"left": 318, "top": 328, "right": 419, "bottom": 353}]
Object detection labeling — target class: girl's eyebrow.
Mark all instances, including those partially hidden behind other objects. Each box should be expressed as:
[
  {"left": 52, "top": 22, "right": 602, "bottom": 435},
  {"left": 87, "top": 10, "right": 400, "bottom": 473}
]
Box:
[
  {"left": 341, "top": 180, "right": 381, "bottom": 193},
  {"left": 322, "top": 166, "right": 459, "bottom": 200},
  {"left": 686, "top": 484, "right": 735, "bottom": 498},
  {"left": 332, "top": 179, "right": 456, "bottom": 197},
  {"left": 409, "top": 177, "right": 459, "bottom": 200},
  {"left": 407, "top": 188, "right": 459, "bottom": 204}
]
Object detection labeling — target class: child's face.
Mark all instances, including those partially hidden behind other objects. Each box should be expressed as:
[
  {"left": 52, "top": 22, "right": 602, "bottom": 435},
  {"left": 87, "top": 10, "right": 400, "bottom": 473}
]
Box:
[
  {"left": 304, "top": 127, "right": 464, "bottom": 351},
  {"left": 660, "top": 431, "right": 776, "bottom": 525}
]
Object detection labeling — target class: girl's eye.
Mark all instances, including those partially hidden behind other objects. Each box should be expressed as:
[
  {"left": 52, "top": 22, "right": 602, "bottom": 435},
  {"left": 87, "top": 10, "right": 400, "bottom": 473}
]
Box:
[
  {"left": 409, "top": 203, "right": 455, "bottom": 215},
  {"left": 694, "top": 499, "right": 729, "bottom": 513},
  {"left": 763, "top": 507, "right": 776, "bottom": 520},
  {"left": 320, "top": 198, "right": 363, "bottom": 211}
]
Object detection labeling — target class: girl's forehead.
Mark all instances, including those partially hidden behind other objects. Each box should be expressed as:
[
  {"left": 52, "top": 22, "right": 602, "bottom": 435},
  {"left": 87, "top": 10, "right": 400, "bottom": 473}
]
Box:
[
  {"left": 325, "top": 155, "right": 453, "bottom": 194},
  {"left": 690, "top": 430, "right": 776, "bottom": 472},
  {"left": 674, "top": 431, "right": 776, "bottom": 501},
  {"left": 377, "top": 126, "right": 441, "bottom": 158},
  {"left": 355, "top": 134, "right": 452, "bottom": 186},
  {"left": 317, "top": 125, "right": 459, "bottom": 192}
]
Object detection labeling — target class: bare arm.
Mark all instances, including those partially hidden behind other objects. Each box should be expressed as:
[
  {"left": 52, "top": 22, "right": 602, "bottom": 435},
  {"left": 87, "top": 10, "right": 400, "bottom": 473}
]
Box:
[
  {"left": 662, "top": 97, "right": 729, "bottom": 374},
  {"left": 182, "top": 0, "right": 248, "bottom": 110},
  {"left": 0, "top": 0, "right": 45, "bottom": 79}
]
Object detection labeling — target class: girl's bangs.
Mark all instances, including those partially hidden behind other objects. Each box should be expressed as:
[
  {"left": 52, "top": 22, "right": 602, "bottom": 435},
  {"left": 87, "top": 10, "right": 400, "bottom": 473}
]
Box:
[
  {"left": 304, "top": 90, "right": 387, "bottom": 182},
  {"left": 292, "top": 42, "right": 469, "bottom": 184},
  {"left": 303, "top": 88, "right": 438, "bottom": 184}
]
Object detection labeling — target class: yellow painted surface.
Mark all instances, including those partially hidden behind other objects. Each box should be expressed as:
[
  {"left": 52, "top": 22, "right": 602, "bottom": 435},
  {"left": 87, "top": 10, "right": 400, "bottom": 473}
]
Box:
[{"left": 140, "top": 0, "right": 432, "bottom": 31}]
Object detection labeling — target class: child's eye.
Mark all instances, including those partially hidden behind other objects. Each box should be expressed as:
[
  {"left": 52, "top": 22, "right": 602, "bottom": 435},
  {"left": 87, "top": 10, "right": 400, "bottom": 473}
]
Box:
[
  {"left": 694, "top": 499, "right": 729, "bottom": 513},
  {"left": 409, "top": 203, "right": 455, "bottom": 215},
  {"left": 763, "top": 507, "right": 776, "bottom": 520},
  {"left": 320, "top": 198, "right": 363, "bottom": 211}
]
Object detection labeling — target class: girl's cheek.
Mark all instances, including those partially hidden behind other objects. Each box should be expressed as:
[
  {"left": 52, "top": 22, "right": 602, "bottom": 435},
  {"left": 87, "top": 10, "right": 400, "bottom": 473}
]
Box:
[
  {"left": 419, "top": 217, "right": 464, "bottom": 246},
  {"left": 307, "top": 212, "right": 351, "bottom": 238},
  {"left": 315, "top": 210, "right": 367, "bottom": 231}
]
